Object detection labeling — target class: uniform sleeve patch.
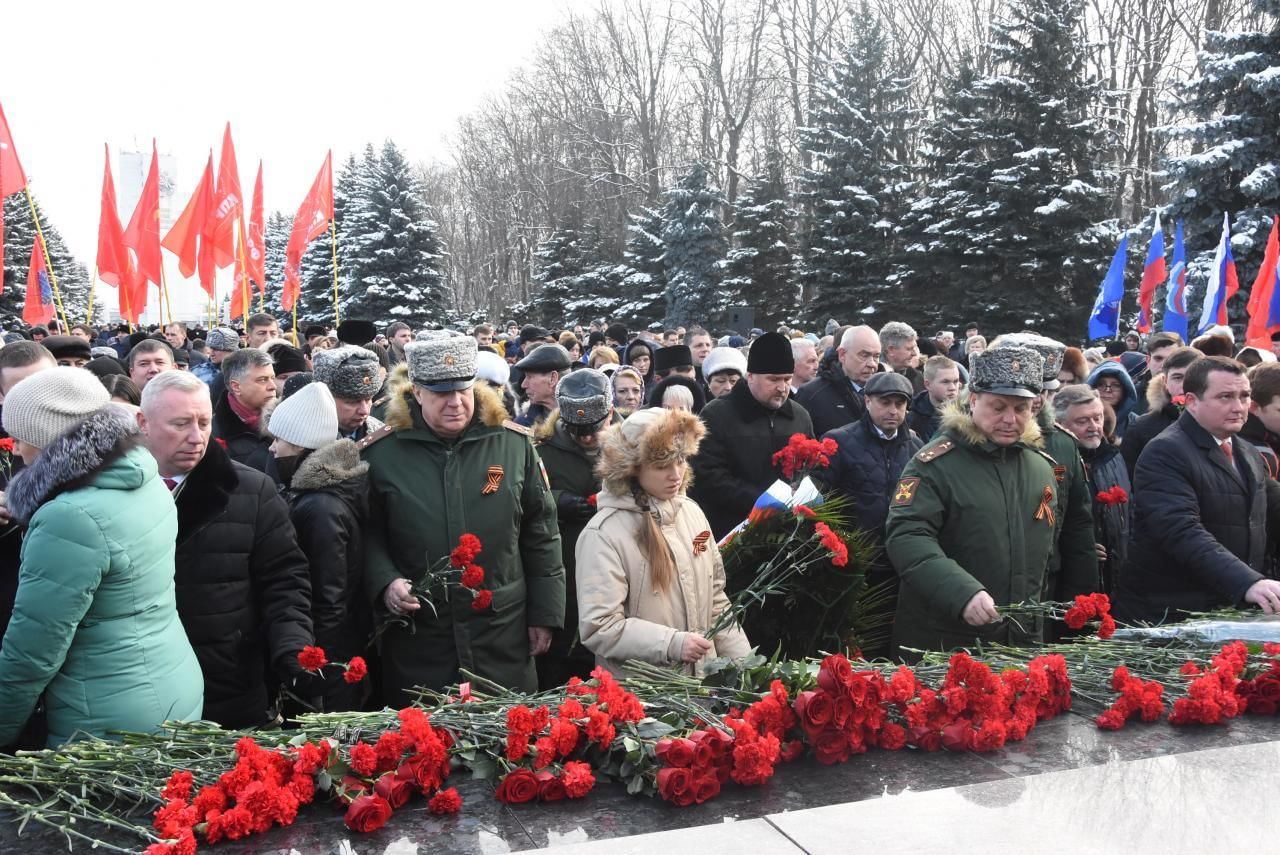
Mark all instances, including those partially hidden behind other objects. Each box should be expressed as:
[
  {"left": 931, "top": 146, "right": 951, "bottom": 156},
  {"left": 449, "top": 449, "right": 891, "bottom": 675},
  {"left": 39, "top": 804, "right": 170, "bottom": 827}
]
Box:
[
  {"left": 1053, "top": 464, "right": 1066, "bottom": 484},
  {"left": 892, "top": 477, "right": 920, "bottom": 507}
]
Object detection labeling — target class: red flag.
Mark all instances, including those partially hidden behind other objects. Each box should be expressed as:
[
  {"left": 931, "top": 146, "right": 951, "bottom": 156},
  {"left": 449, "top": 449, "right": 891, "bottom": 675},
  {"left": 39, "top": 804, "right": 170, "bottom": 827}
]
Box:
[
  {"left": 124, "top": 142, "right": 163, "bottom": 287},
  {"left": 162, "top": 153, "right": 216, "bottom": 296},
  {"left": 231, "top": 233, "right": 253, "bottom": 319},
  {"left": 282, "top": 152, "right": 334, "bottom": 311},
  {"left": 248, "top": 161, "right": 265, "bottom": 293},
  {"left": 0, "top": 102, "right": 30, "bottom": 285},
  {"left": 1246, "top": 217, "right": 1280, "bottom": 348},
  {"left": 208, "top": 123, "right": 243, "bottom": 269},
  {"left": 96, "top": 145, "right": 144, "bottom": 324},
  {"left": 23, "top": 235, "right": 55, "bottom": 326}
]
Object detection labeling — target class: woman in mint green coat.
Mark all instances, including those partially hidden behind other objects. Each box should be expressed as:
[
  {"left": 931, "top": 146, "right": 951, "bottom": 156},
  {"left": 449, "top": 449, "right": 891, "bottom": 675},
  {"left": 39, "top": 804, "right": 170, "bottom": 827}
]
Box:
[{"left": 0, "top": 368, "right": 202, "bottom": 746}]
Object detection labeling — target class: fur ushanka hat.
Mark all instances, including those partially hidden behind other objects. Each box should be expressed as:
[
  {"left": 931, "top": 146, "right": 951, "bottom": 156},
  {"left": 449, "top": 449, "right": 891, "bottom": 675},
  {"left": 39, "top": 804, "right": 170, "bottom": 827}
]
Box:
[{"left": 597, "top": 407, "right": 704, "bottom": 496}]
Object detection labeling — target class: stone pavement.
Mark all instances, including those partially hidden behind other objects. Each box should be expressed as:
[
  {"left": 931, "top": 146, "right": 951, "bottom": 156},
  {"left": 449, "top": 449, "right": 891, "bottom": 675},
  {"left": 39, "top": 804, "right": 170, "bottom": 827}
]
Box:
[{"left": 1, "top": 707, "right": 1275, "bottom": 853}]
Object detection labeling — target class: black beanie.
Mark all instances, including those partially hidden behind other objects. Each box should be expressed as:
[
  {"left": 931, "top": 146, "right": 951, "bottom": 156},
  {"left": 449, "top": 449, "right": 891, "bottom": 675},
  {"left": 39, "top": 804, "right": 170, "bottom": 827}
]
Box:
[
  {"left": 653, "top": 344, "right": 693, "bottom": 374},
  {"left": 746, "top": 332, "right": 794, "bottom": 374},
  {"left": 606, "top": 323, "right": 628, "bottom": 343}
]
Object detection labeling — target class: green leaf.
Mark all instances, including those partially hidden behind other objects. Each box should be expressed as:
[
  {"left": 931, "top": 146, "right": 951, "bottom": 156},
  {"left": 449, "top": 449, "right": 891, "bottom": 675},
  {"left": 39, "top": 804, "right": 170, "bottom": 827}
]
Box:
[
  {"left": 634, "top": 719, "right": 675, "bottom": 740},
  {"left": 469, "top": 757, "right": 497, "bottom": 779},
  {"left": 622, "top": 736, "right": 639, "bottom": 754},
  {"left": 626, "top": 774, "right": 646, "bottom": 795}
]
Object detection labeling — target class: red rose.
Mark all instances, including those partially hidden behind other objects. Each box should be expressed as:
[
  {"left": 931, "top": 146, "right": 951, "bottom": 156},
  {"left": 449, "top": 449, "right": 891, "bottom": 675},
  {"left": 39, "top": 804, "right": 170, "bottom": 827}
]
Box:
[
  {"left": 655, "top": 737, "right": 696, "bottom": 768},
  {"left": 495, "top": 769, "right": 539, "bottom": 804},
  {"left": 1256, "top": 678, "right": 1280, "bottom": 702},
  {"left": 906, "top": 725, "right": 941, "bottom": 752},
  {"left": 396, "top": 752, "right": 444, "bottom": 794},
  {"left": 471, "top": 589, "right": 493, "bottom": 612},
  {"left": 940, "top": 720, "right": 974, "bottom": 752},
  {"left": 655, "top": 767, "right": 694, "bottom": 805},
  {"left": 1249, "top": 698, "right": 1278, "bottom": 716},
  {"left": 428, "top": 787, "right": 463, "bottom": 814},
  {"left": 535, "top": 770, "right": 566, "bottom": 801},
  {"left": 343, "top": 794, "right": 393, "bottom": 832},
  {"left": 344, "top": 656, "right": 369, "bottom": 684},
  {"left": 811, "top": 727, "right": 850, "bottom": 765},
  {"left": 794, "top": 690, "right": 834, "bottom": 734},
  {"left": 832, "top": 694, "right": 854, "bottom": 728},
  {"left": 692, "top": 772, "right": 721, "bottom": 804},
  {"left": 297, "top": 645, "right": 328, "bottom": 671},
  {"left": 373, "top": 773, "right": 414, "bottom": 809},
  {"left": 818, "top": 655, "right": 854, "bottom": 692},
  {"left": 780, "top": 739, "right": 805, "bottom": 762},
  {"left": 561, "top": 761, "right": 595, "bottom": 799}
]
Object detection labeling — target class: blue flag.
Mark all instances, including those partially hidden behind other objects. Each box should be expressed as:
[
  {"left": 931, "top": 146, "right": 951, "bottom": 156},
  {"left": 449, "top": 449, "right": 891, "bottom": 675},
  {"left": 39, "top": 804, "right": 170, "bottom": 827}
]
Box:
[
  {"left": 1163, "top": 221, "right": 1188, "bottom": 340},
  {"left": 1089, "top": 234, "right": 1128, "bottom": 340}
]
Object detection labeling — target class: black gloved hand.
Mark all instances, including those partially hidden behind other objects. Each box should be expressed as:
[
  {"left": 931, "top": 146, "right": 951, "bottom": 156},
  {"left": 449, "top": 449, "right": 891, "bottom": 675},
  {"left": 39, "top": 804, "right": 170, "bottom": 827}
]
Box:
[{"left": 556, "top": 491, "right": 596, "bottom": 522}]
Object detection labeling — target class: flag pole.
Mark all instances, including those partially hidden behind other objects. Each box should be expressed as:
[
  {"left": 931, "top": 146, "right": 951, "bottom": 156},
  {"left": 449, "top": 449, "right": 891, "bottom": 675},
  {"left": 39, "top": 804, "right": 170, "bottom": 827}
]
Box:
[
  {"left": 160, "top": 266, "right": 174, "bottom": 327},
  {"left": 330, "top": 220, "right": 340, "bottom": 327},
  {"left": 235, "top": 215, "right": 252, "bottom": 328},
  {"left": 86, "top": 265, "right": 97, "bottom": 325},
  {"left": 24, "top": 187, "right": 69, "bottom": 332}
]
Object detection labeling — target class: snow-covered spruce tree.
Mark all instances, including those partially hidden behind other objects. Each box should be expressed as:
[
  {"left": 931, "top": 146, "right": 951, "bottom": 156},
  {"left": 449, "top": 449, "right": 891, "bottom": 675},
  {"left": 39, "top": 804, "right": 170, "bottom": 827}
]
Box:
[
  {"left": 338, "top": 140, "right": 447, "bottom": 327},
  {"left": 605, "top": 206, "right": 667, "bottom": 328},
  {"left": 259, "top": 210, "right": 292, "bottom": 321},
  {"left": 661, "top": 163, "right": 728, "bottom": 327},
  {"left": 530, "top": 219, "right": 611, "bottom": 328},
  {"left": 1, "top": 193, "right": 90, "bottom": 328},
  {"left": 1162, "top": 0, "right": 1280, "bottom": 327},
  {"left": 900, "top": 0, "right": 1114, "bottom": 339},
  {"left": 723, "top": 149, "right": 798, "bottom": 328},
  {"left": 795, "top": 4, "right": 913, "bottom": 326}
]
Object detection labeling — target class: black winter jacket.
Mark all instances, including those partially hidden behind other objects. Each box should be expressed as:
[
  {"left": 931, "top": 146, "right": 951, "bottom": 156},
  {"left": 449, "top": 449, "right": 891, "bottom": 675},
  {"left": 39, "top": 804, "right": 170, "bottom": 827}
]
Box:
[
  {"left": 1081, "top": 440, "right": 1131, "bottom": 593},
  {"left": 691, "top": 380, "right": 814, "bottom": 538},
  {"left": 908, "top": 390, "right": 943, "bottom": 443},
  {"left": 1116, "top": 412, "right": 1280, "bottom": 623},
  {"left": 821, "top": 413, "right": 922, "bottom": 540},
  {"left": 211, "top": 389, "right": 277, "bottom": 481},
  {"left": 283, "top": 439, "right": 369, "bottom": 712},
  {"left": 793, "top": 357, "right": 865, "bottom": 438},
  {"left": 174, "top": 440, "right": 314, "bottom": 728},
  {"left": 1120, "top": 403, "right": 1178, "bottom": 478}
]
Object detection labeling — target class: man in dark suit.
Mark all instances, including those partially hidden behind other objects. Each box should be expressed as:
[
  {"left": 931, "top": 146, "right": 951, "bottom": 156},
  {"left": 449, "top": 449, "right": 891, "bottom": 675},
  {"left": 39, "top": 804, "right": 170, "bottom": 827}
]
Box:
[{"left": 1118, "top": 356, "right": 1280, "bottom": 623}]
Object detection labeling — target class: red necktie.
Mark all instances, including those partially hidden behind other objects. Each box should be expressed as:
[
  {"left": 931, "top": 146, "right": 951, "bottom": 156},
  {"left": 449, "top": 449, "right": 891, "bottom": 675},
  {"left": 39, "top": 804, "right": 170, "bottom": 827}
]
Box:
[
  {"left": 163, "top": 478, "right": 178, "bottom": 492},
  {"left": 1222, "top": 441, "right": 1234, "bottom": 465}
]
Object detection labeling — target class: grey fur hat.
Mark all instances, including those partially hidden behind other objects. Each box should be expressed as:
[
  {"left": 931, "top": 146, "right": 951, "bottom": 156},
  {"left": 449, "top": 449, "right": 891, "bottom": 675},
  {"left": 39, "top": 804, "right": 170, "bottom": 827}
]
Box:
[
  {"left": 993, "top": 333, "right": 1066, "bottom": 391},
  {"left": 969, "top": 346, "right": 1044, "bottom": 398},
  {"left": 206, "top": 327, "right": 241, "bottom": 352},
  {"left": 405, "top": 333, "right": 477, "bottom": 392},
  {"left": 556, "top": 368, "right": 612, "bottom": 429},
  {"left": 312, "top": 345, "right": 381, "bottom": 400}
]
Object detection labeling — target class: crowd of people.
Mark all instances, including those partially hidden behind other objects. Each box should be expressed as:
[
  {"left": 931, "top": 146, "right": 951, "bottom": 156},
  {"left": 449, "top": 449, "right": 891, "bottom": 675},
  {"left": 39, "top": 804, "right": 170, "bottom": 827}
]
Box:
[{"left": 1, "top": 311, "right": 1278, "bottom": 749}]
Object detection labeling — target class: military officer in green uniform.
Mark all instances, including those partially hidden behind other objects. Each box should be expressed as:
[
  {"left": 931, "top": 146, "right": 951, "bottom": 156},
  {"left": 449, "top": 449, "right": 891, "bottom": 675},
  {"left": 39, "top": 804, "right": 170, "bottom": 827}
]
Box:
[
  {"left": 534, "top": 368, "right": 619, "bottom": 689},
  {"left": 361, "top": 332, "right": 566, "bottom": 703},
  {"left": 886, "top": 346, "right": 1061, "bottom": 657},
  {"left": 991, "top": 333, "right": 1099, "bottom": 603}
]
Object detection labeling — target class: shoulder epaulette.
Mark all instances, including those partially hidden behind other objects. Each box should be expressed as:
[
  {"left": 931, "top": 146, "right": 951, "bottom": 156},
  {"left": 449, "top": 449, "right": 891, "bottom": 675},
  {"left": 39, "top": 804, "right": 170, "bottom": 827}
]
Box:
[
  {"left": 357, "top": 424, "right": 394, "bottom": 452},
  {"left": 503, "top": 419, "right": 533, "bottom": 437},
  {"left": 916, "top": 439, "right": 954, "bottom": 463},
  {"left": 1033, "top": 448, "right": 1059, "bottom": 467}
]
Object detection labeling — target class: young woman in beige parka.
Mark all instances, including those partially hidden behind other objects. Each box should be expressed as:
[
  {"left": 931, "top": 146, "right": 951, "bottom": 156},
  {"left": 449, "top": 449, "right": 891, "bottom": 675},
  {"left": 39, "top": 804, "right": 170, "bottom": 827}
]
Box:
[{"left": 575, "top": 407, "right": 751, "bottom": 677}]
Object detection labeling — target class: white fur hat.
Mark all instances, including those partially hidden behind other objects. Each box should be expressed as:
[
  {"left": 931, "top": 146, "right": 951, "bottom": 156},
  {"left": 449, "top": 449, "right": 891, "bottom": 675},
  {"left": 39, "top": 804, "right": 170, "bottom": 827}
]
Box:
[
  {"left": 701, "top": 346, "right": 748, "bottom": 379},
  {"left": 268, "top": 380, "right": 338, "bottom": 449}
]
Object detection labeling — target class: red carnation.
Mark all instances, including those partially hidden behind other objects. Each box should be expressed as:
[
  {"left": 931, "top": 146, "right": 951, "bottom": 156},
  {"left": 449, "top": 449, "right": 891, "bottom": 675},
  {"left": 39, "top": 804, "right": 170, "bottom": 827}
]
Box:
[
  {"left": 161, "top": 770, "right": 194, "bottom": 802},
  {"left": 349, "top": 741, "right": 378, "bottom": 777},
  {"left": 586, "top": 493, "right": 598, "bottom": 507},
  {"left": 495, "top": 769, "right": 540, "bottom": 804},
  {"left": 471, "top": 589, "right": 493, "bottom": 612},
  {"left": 344, "top": 656, "right": 369, "bottom": 684},
  {"left": 297, "top": 645, "right": 328, "bottom": 671},
  {"left": 343, "top": 794, "right": 393, "bottom": 832},
  {"left": 428, "top": 787, "right": 463, "bottom": 814},
  {"left": 461, "top": 564, "right": 485, "bottom": 589},
  {"left": 450, "top": 533, "right": 483, "bottom": 568},
  {"left": 561, "top": 761, "right": 595, "bottom": 798}
]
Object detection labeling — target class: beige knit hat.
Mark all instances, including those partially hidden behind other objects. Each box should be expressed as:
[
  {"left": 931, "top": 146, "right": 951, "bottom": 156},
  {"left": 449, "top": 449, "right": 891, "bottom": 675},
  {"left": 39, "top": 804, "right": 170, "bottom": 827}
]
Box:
[
  {"left": 268, "top": 380, "right": 339, "bottom": 449},
  {"left": 2, "top": 366, "right": 111, "bottom": 449}
]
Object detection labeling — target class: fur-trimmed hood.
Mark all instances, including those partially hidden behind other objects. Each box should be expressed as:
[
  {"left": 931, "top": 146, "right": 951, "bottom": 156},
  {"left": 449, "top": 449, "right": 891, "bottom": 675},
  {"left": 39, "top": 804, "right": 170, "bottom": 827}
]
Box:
[
  {"left": 940, "top": 398, "right": 1043, "bottom": 450},
  {"left": 6, "top": 405, "right": 142, "bottom": 524},
  {"left": 1146, "top": 372, "right": 1170, "bottom": 410},
  {"left": 382, "top": 363, "right": 509, "bottom": 433},
  {"left": 290, "top": 438, "right": 368, "bottom": 491},
  {"left": 597, "top": 407, "right": 704, "bottom": 496}
]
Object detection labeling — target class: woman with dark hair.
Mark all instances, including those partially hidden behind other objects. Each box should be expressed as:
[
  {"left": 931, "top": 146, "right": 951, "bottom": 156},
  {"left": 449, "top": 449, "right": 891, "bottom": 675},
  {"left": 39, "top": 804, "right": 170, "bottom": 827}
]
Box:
[
  {"left": 624, "top": 339, "right": 656, "bottom": 397},
  {"left": 100, "top": 374, "right": 141, "bottom": 405},
  {"left": 0, "top": 369, "right": 202, "bottom": 745},
  {"left": 575, "top": 408, "right": 749, "bottom": 677}
]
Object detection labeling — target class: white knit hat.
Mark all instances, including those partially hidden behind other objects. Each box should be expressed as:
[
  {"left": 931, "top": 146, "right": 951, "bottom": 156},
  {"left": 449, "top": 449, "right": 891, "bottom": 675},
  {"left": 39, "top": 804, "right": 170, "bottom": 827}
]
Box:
[
  {"left": 2, "top": 366, "right": 111, "bottom": 449},
  {"left": 701, "top": 346, "right": 748, "bottom": 379},
  {"left": 475, "top": 350, "right": 510, "bottom": 387},
  {"left": 267, "top": 380, "right": 338, "bottom": 449}
]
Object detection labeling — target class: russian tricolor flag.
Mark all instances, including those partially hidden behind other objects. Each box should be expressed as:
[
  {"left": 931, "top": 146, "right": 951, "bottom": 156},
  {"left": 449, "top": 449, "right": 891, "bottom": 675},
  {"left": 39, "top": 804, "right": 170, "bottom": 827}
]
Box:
[
  {"left": 1198, "top": 213, "right": 1239, "bottom": 335},
  {"left": 1136, "top": 212, "right": 1165, "bottom": 333}
]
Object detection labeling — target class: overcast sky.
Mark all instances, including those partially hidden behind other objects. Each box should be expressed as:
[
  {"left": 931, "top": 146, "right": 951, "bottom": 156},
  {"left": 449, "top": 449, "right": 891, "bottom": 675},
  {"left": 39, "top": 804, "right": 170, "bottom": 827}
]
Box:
[{"left": 5, "top": 0, "right": 586, "bottom": 273}]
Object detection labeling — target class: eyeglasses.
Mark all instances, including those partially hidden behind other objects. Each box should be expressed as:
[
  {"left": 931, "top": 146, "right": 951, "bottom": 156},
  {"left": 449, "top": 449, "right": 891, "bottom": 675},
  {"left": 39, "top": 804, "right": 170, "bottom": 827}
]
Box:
[{"left": 1096, "top": 382, "right": 1123, "bottom": 392}]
